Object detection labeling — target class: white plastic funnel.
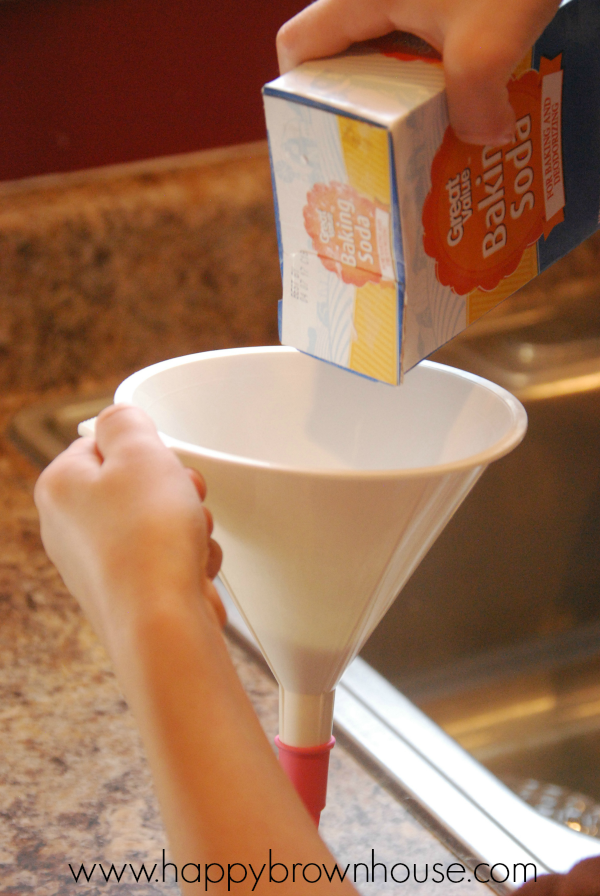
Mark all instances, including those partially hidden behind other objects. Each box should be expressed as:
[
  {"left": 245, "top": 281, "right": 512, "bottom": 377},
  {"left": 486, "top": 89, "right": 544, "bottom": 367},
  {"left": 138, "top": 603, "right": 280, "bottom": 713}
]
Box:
[{"left": 113, "top": 347, "right": 526, "bottom": 819}]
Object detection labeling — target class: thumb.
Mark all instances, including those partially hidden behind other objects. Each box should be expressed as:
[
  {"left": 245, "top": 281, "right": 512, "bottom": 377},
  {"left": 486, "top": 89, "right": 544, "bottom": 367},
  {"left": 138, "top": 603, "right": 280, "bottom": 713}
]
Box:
[{"left": 94, "top": 404, "right": 165, "bottom": 462}]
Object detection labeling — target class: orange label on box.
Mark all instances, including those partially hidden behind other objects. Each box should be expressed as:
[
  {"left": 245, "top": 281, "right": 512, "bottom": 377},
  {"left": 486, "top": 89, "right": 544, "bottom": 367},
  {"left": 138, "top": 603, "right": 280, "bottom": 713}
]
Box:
[
  {"left": 422, "top": 63, "right": 564, "bottom": 295},
  {"left": 304, "top": 182, "right": 393, "bottom": 287}
]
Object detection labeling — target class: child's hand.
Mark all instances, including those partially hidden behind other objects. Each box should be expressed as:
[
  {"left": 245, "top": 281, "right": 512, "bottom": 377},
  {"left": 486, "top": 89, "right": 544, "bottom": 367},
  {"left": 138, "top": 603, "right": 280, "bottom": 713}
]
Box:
[
  {"left": 34, "top": 404, "right": 225, "bottom": 651},
  {"left": 277, "top": 0, "right": 560, "bottom": 146}
]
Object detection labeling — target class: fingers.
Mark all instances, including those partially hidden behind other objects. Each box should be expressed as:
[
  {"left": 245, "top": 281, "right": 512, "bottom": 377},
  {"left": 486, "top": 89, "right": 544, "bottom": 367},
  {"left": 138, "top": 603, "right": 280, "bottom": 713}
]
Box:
[
  {"left": 95, "top": 410, "right": 222, "bottom": 575},
  {"left": 186, "top": 467, "right": 208, "bottom": 502},
  {"left": 442, "top": 0, "right": 560, "bottom": 144},
  {"left": 443, "top": 33, "right": 517, "bottom": 145},
  {"left": 206, "top": 537, "right": 223, "bottom": 581},
  {"left": 185, "top": 469, "right": 222, "bottom": 579},
  {"left": 277, "top": 0, "right": 395, "bottom": 73},
  {"left": 277, "top": 0, "right": 560, "bottom": 146}
]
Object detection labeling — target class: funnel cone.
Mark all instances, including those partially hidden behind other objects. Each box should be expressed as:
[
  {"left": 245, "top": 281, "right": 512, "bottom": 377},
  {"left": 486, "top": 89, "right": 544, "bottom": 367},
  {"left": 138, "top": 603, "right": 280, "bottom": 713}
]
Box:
[{"left": 114, "top": 347, "right": 527, "bottom": 817}]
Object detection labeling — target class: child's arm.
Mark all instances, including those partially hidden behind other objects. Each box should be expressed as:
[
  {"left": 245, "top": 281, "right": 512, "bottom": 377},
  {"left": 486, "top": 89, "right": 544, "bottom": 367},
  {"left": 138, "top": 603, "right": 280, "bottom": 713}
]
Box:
[
  {"left": 34, "top": 405, "right": 356, "bottom": 896},
  {"left": 277, "top": 0, "right": 560, "bottom": 146}
]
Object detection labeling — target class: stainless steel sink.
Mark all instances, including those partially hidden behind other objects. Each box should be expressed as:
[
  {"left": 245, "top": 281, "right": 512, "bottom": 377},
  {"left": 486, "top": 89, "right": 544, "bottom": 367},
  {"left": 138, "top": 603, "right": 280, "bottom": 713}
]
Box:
[
  {"left": 10, "top": 392, "right": 113, "bottom": 468},
  {"left": 358, "top": 275, "right": 600, "bottom": 865}
]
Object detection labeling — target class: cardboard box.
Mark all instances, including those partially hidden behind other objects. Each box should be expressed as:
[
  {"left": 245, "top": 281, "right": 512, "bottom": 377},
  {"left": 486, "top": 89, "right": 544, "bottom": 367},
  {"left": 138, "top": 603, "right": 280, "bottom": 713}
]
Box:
[{"left": 263, "top": 0, "right": 600, "bottom": 384}]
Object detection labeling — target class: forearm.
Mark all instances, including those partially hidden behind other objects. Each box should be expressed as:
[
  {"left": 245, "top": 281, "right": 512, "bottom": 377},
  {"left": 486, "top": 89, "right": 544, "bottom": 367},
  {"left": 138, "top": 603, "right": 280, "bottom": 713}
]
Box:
[{"left": 106, "top": 589, "right": 355, "bottom": 895}]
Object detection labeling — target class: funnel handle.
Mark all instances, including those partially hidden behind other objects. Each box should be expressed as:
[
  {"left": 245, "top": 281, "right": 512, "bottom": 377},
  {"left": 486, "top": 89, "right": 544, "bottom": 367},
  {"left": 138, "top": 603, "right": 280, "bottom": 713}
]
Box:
[{"left": 275, "top": 735, "right": 335, "bottom": 826}]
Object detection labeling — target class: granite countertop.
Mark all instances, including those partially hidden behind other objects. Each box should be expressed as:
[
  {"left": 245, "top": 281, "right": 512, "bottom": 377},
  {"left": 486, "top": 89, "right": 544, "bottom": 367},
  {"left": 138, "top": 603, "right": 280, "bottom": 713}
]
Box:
[{"left": 0, "top": 143, "right": 281, "bottom": 395}]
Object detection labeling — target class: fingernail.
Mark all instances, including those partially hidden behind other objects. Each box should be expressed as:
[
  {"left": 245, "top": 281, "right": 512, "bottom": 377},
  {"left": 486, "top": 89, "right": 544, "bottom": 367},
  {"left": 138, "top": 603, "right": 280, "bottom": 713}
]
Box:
[{"left": 497, "top": 128, "right": 516, "bottom": 146}]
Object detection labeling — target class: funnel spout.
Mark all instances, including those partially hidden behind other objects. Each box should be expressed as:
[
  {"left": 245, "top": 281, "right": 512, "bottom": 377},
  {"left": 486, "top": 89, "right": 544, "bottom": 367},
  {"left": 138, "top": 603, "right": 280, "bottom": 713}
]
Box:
[
  {"left": 277, "top": 689, "right": 336, "bottom": 824},
  {"left": 276, "top": 735, "right": 335, "bottom": 826},
  {"left": 279, "top": 688, "right": 335, "bottom": 746}
]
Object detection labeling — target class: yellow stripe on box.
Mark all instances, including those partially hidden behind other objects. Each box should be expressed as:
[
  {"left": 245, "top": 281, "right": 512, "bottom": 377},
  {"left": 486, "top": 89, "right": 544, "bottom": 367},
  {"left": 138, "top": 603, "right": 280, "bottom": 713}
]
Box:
[
  {"left": 337, "top": 117, "right": 391, "bottom": 206},
  {"left": 349, "top": 281, "right": 398, "bottom": 384},
  {"left": 467, "top": 244, "right": 539, "bottom": 325}
]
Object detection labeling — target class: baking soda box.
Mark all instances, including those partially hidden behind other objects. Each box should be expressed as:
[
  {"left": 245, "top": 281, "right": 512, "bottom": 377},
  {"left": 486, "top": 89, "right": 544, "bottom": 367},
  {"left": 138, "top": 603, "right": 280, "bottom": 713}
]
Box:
[{"left": 263, "top": 0, "right": 600, "bottom": 384}]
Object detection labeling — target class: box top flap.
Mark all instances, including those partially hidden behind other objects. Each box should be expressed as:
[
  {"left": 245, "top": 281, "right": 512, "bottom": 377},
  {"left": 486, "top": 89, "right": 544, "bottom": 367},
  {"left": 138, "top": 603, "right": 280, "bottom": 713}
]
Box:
[{"left": 264, "top": 49, "right": 445, "bottom": 127}]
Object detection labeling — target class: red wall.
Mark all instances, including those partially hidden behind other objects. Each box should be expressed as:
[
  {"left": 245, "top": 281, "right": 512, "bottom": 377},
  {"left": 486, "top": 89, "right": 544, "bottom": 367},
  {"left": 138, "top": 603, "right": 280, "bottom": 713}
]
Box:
[{"left": 0, "top": 0, "right": 306, "bottom": 181}]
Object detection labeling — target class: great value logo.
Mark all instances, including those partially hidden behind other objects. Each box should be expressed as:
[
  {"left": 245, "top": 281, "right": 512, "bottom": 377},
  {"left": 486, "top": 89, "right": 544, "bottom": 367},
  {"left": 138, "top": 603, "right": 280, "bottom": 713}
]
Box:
[{"left": 422, "top": 59, "right": 565, "bottom": 295}]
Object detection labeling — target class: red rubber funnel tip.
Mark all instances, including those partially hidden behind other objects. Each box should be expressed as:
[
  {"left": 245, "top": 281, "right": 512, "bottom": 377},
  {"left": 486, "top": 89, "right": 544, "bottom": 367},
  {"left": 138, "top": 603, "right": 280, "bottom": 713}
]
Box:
[{"left": 275, "top": 735, "right": 335, "bottom": 826}]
